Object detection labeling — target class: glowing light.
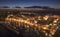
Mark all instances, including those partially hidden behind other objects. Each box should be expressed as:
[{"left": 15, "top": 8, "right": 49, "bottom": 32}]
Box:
[
  {"left": 56, "top": 19, "right": 59, "bottom": 20},
  {"left": 49, "top": 34, "right": 52, "bottom": 37},
  {"left": 53, "top": 24, "right": 57, "bottom": 26},
  {"left": 5, "top": 15, "right": 60, "bottom": 37},
  {"left": 45, "top": 33, "right": 48, "bottom": 36},
  {"left": 50, "top": 29, "right": 56, "bottom": 35},
  {"left": 34, "top": 20, "right": 37, "bottom": 23},
  {"left": 27, "top": 25, "right": 29, "bottom": 28},
  {"left": 53, "top": 20, "right": 57, "bottom": 23},
  {"left": 38, "top": 16, "right": 41, "bottom": 20},
  {"left": 43, "top": 15, "right": 49, "bottom": 20},
  {"left": 42, "top": 25, "right": 48, "bottom": 30},
  {"left": 49, "top": 23, "right": 52, "bottom": 26}
]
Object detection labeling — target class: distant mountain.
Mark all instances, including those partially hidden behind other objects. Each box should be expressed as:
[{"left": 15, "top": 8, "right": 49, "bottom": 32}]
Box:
[
  {"left": 24, "top": 6, "right": 42, "bottom": 8},
  {"left": 24, "top": 6, "right": 51, "bottom": 9}
]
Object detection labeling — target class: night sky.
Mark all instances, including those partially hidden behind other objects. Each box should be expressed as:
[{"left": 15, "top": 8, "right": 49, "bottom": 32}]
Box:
[{"left": 0, "top": 0, "right": 60, "bottom": 8}]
